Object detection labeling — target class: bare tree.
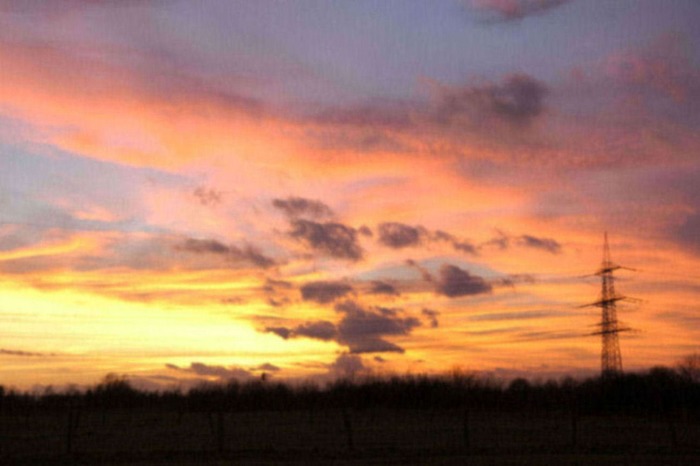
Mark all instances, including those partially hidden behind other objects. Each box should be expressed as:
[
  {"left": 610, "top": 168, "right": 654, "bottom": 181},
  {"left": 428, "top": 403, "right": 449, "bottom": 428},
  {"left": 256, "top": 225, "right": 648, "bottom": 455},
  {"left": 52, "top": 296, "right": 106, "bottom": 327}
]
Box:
[{"left": 677, "top": 353, "right": 700, "bottom": 383}]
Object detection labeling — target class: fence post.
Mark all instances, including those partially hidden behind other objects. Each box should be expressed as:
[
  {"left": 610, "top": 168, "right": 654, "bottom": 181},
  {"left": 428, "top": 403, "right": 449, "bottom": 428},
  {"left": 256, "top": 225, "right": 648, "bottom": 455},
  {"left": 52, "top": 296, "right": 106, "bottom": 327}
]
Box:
[
  {"left": 65, "top": 402, "right": 74, "bottom": 454},
  {"left": 668, "top": 412, "right": 678, "bottom": 447},
  {"left": 570, "top": 409, "right": 578, "bottom": 451},
  {"left": 217, "top": 411, "right": 225, "bottom": 453},
  {"left": 342, "top": 408, "right": 354, "bottom": 451},
  {"left": 462, "top": 407, "right": 470, "bottom": 452}
]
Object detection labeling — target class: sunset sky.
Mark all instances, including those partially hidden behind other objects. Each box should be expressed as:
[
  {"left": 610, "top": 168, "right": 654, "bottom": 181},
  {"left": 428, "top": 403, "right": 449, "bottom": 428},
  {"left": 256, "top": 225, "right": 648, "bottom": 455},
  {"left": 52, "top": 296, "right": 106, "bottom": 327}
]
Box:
[{"left": 1, "top": 0, "right": 700, "bottom": 391}]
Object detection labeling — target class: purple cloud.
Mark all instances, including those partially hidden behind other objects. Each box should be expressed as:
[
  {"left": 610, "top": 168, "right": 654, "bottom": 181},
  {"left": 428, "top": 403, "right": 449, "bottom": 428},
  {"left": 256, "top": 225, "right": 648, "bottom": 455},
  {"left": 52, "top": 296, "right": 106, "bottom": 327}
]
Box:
[{"left": 435, "top": 264, "right": 492, "bottom": 297}]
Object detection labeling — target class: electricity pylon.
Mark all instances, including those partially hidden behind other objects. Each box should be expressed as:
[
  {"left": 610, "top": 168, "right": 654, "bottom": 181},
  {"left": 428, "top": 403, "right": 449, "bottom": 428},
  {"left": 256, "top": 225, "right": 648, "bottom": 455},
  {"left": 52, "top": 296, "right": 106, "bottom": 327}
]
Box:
[{"left": 582, "top": 233, "right": 634, "bottom": 377}]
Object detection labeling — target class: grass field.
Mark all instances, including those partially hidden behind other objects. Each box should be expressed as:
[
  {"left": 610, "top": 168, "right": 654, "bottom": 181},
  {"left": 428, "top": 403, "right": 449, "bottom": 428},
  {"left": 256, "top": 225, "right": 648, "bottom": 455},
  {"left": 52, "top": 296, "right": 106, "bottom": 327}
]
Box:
[{"left": 1, "top": 408, "right": 699, "bottom": 465}]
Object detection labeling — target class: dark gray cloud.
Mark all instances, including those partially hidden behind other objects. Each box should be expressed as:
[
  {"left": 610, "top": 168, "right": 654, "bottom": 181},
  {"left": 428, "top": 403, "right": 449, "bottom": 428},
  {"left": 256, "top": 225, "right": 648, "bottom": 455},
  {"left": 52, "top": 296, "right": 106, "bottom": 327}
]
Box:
[
  {"left": 262, "top": 278, "right": 294, "bottom": 292},
  {"left": 303, "top": 70, "right": 549, "bottom": 158},
  {"left": 231, "top": 245, "right": 276, "bottom": 268},
  {"left": 435, "top": 264, "right": 492, "bottom": 297},
  {"left": 265, "top": 300, "right": 422, "bottom": 354},
  {"left": 375, "top": 224, "right": 475, "bottom": 255},
  {"left": 516, "top": 235, "right": 562, "bottom": 254},
  {"left": 433, "top": 230, "right": 478, "bottom": 255},
  {"left": 335, "top": 300, "right": 421, "bottom": 354},
  {"left": 309, "top": 73, "right": 547, "bottom": 134},
  {"left": 176, "top": 238, "right": 275, "bottom": 268},
  {"left": 293, "top": 320, "right": 338, "bottom": 340},
  {"left": 369, "top": 280, "right": 400, "bottom": 296},
  {"left": 265, "top": 326, "right": 292, "bottom": 339},
  {"left": 300, "top": 280, "right": 354, "bottom": 303},
  {"left": 272, "top": 196, "right": 334, "bottom": 219},
  {"left": 434, "top": 74, "right": 547, "bottom": 127},
  {"left": 289, "top": 219, "right": 363, "bottom": 261},
  {"left": 193, "top": 186, "right": 223, "bottom": 206},
  {"left": 166, "top": 362, "right": 255, "bottom": 381},
  {"left": 265, "top": 320, "right": 337, "bottom": 341},
  {"left": 467, "top": 0, "right": 571, "bottom": 22},
  {"left": 377, "top": 222, "right": 427, "bottom": 249},
  {"left": 421, "top": 308, "right": 440, "bottom": 328},
  {"left": 177, "top": 238, "right": 229, "bottom": 254}
]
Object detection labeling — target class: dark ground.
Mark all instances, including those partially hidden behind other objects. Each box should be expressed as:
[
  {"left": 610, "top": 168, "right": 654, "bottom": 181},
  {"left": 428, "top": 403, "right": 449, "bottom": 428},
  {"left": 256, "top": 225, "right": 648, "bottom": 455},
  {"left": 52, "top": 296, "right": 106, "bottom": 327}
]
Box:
[{"left": 1, "top": 408, "right": 699, "bottom": 465}]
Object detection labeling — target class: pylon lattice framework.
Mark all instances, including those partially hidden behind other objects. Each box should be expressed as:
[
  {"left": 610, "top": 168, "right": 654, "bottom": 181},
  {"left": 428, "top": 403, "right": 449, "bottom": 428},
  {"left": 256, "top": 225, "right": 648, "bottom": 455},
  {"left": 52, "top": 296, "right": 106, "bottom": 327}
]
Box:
[{"left": 587, "top": 233, "right": 632, "bottom": 377}]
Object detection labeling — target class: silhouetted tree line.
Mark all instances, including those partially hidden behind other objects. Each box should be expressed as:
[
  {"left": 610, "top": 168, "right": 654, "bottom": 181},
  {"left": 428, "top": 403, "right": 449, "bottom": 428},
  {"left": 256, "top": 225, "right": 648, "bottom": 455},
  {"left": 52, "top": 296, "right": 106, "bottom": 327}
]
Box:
[{"left": 1, "top": 366, "right": 700, "bottom": 418}]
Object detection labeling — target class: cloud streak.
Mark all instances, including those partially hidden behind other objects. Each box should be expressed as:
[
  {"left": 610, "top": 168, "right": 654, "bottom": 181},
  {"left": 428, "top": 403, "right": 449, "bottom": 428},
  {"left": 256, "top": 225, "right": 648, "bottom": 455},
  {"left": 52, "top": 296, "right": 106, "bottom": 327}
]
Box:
[
  {"left": 481, "top": 231, "right": 562, "bottom": 254},
  {"left": 468, "top": 0, "right": 571, "bottom": 22},
  {"left": 165, "top": 362, "right": 256, "bottom": 381},
  {"left": 176, "top": 238, "right": 275, "bottom": 268},
  {"left": 0, "top": 348, "right": 50, "bottom": 357}
]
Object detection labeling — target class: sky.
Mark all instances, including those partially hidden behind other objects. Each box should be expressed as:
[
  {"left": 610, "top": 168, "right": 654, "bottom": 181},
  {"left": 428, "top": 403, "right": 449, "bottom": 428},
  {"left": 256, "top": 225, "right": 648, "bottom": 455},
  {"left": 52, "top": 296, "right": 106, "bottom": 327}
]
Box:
[{"left": 1, "top": 0, "right": 700, "bottom": 391}]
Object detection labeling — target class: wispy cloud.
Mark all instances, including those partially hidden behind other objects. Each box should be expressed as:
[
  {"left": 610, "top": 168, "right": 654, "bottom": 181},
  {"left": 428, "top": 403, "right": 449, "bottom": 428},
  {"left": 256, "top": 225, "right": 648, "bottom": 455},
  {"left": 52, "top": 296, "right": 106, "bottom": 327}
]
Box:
[
  {"left": 481, "top": 231, "right": 562, "bottom": 254},
  {"left": 466, "top": 0, "right": 571, "bottom": 22},
  {"left": 421, "top": 308, "right": 440, "bottom": 328},
  {"left": 176, "top": 237, "right": 276, "bottom": 268},
  {"left": 0, "top": 348, "right": 51, "bottom": 357},
  {"left": 165, "top": 362, "right": 257, "bottom": 381},
  {"left": 516, "top": 235, "right": 562, "bottom": 254},
  {"left": 193, "top": 186, "right": 223, "bottom": 206}
]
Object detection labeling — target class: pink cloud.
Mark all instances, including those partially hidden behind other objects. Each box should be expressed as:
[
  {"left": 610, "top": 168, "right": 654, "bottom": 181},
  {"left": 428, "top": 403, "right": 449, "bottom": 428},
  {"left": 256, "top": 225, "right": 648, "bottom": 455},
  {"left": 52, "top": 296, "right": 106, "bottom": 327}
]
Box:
[{"left": 604, "top": 35, "right": 699, "bottom": 103}]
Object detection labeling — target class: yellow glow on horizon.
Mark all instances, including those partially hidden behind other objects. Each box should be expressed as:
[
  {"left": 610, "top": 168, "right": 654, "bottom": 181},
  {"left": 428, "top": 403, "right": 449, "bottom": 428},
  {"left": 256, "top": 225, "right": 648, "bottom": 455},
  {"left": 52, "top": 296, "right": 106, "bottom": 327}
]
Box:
[{"left": 0, "top": 279, "right": 343, "bottom": 389}]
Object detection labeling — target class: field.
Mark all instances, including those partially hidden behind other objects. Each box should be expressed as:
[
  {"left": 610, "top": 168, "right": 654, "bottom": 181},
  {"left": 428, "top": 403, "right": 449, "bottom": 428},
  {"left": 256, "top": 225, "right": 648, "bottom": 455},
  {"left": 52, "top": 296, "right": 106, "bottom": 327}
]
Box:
[
  {"left": 2, "top": 370, "right": 700, "bottom": 464},
  {"left": 1, "top": 407, "right": 699, "bottom": 465}
]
